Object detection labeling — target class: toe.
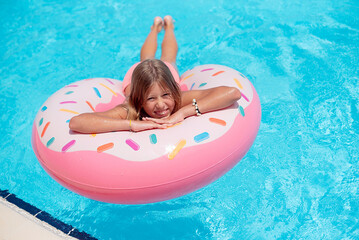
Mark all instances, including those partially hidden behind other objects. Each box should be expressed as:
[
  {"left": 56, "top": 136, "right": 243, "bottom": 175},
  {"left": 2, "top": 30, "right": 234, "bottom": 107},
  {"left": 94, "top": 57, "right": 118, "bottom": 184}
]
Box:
[
  {"left": 164, "top": 15, "right": 175, "bottom": 29},
  {"left": 152, "top": 16, "right": 163, "bottom": 32}
]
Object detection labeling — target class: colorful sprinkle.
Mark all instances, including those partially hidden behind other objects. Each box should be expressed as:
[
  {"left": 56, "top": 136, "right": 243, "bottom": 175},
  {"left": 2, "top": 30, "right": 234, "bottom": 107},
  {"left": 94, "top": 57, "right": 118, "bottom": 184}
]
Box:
[
  {"left": 241, "top": 92, "right": 249, "bottom": 102},
  {"left": 209, "top": 118, "right": 226, "bottom": 126},
  {"left": 41, "top": 106, "right": 47, "bottom": 112},
  {"left": 66, "top": 119, "right": 70, "bottom": 123},
  {"left": 65, "top": 85, "right": 78, "bottom": 88},
  {"left": 234, "top": 78, "right": 243, "bottom": 89},
  {"left": 238, "top": 106, "right": 245, "bottom": 116},
  {"left": 99, "top": 83, "right": 117, "bottom": 96},
  {"left": 190, "top": 83, "right": 195, "bottom": 90},
  {"left": 149, "top": 134, "right": 157, "bottom": 144},
  {"left": 86, "top": 101, "right": 95, "bottom": 112},
  {"left": 90, "top": 134, "right": 96, "bottom": 137},
  {"left": 93, "top": 87, "right": 101, "bottom": 98},
  {"left": 65, "top": 91, "right": 74, "bottom": 95},
  {"left": 199, "top": 83, "right": 207, "bottom": 88},
  {"left": 194, "top": 132, "right": 210, "bottom": 143},
  {"left": 166, "top": 122, "right": 182, "bottom": 128},
  {"left": 105, "top": 79, "right": 114, "bottom": 85},
  {"left": 46, "top": 137, "right": 55, "bottom": 147},
  {"left": 212, "top": 71, "right": 225, "bottom": 76},
  {"left": 240, "top": 73, "right": 247, "bottom": 79},
  {"left": 126, "top": 139, "right": 140, "bottom": 151},
  {"left": 62, "top": 140, "right": 76, "bottom": 152},
  {"left": 60, "top": 109, "right": 79, "bottom": 114},
  {"left": 97, "top": 143, "right": 114, "bottom": 153},
  {"left": 39, "top": 118, "right": 43, "bottom": 126},
  {"left": 60, "top": 101, "right": 77, "bottom": 104},
  {"left": 201, "top": 68, "right": 214, "bottom": 72},
  {"left": 181, "top": 73, "right": 194, "bottom": 81},
  {"left": 168, "top": 140, "right": 186, "bottom": 160},
  {"left": 41, "top": 122, "right": 50, "bottom": 138}
]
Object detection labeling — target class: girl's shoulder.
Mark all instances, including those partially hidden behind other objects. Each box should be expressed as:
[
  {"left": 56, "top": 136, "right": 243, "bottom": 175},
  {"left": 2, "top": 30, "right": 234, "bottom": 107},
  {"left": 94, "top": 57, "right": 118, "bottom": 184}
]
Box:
[
  {"left": 117, "top": 103, "right": 129, "bottom": 119},
  {"left": 96, "top": 104, "right": 128, "bottom": 119},
  {"left": 118, "top": 103, "right": 129, "bottom": 112}
]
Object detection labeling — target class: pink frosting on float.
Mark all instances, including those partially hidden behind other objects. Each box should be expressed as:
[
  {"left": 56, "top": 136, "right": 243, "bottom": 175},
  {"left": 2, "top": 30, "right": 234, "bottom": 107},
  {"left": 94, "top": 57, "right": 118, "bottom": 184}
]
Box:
[{"left": 95, "top": 93, "right": 125, "bottom": 112}]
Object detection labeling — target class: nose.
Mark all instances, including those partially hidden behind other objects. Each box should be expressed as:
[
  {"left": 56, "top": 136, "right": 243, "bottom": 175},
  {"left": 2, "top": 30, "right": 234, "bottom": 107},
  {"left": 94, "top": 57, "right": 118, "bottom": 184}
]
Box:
[{"left": 155, "top": 98, "right": 166, "bottom": 109}]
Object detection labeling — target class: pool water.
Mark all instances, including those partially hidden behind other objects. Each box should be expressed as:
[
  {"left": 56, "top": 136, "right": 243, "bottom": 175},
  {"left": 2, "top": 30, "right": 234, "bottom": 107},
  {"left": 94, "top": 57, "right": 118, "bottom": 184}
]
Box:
[{"left": 1, "top": 0, "right": 358, "bottom": 239}]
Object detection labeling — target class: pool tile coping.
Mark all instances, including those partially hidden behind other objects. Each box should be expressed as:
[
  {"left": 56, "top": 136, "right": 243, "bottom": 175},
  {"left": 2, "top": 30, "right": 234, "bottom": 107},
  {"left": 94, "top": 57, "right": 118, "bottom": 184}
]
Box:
[{"left": 0, "top": 189, "right": 97, "bottom": 240}]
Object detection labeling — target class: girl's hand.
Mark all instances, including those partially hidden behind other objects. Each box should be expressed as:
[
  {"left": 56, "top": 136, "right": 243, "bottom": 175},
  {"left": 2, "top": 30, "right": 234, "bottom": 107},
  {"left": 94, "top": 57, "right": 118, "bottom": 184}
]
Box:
[
  {"left": 143, "top": 111, "right": 185, "bottom": 126},
  {"left": 131, "top": 120, "right": 168, "bottom": 132},
  {"left": 163, "top": 111, "right": 185, "bottom": 125}
]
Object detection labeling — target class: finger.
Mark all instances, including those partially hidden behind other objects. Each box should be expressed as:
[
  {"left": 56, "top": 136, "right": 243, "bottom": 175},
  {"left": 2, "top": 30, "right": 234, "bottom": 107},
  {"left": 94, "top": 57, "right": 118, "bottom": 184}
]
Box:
[
  {"left": 146, "top": 117, "right": 167, "bottom": 124},
  {"left": 142, "top": 117, "right": 151, "bottom": 121},
  {"left": 142, "top": 117, "right": 153, "bottom": 122}
]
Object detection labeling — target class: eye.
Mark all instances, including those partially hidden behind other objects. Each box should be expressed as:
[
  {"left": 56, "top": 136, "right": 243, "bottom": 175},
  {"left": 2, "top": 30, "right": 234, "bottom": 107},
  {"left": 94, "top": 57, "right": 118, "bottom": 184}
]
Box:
[
  {"left": 147, "top": 97, "right": 154, "bottom": 101},
  {"left": 163, "top": 93, "right": 171, "bottom": 97}
]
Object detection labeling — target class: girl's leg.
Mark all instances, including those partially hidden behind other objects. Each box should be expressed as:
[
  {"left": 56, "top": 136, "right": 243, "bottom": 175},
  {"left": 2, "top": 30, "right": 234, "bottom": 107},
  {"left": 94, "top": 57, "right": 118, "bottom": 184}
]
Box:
[
  {"left": 140, "top": 17, "right": 163, "bottom": 61},
  {"left": 161, "top": 16, "right": 178, "bottom": 69},
  {"left": 124, "top": 17, "right": 163, "bottom": 96}
]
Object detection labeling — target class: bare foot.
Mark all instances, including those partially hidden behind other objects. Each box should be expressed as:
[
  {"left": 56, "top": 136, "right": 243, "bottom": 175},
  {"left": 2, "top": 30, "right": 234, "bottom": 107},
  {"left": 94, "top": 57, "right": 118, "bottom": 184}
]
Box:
[
  {"left": 164, "top": 15, "right": 175, "bottom": 30},
  {"left": 151, "top": 16, "right": 163, "bottom": 32}
]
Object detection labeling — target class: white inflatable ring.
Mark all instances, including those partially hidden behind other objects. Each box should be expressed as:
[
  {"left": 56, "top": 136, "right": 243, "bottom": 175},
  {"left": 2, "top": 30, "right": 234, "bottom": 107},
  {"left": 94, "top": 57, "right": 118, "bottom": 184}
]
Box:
[{"left": 32, "top": 64, "right": 261, "bottom": 204}]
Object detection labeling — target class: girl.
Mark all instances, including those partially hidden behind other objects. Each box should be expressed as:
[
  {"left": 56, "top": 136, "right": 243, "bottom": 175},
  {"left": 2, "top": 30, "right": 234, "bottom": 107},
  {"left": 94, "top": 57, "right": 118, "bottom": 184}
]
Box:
[{"left": 69, "top": 16, "right": 241, "bottom": 133}]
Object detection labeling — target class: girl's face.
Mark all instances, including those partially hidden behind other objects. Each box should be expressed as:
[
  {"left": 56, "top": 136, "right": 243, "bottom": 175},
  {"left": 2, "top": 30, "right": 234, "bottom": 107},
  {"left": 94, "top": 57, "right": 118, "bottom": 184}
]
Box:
[{"left": 142, "top": 82, "right": 175, "bottom": 118}]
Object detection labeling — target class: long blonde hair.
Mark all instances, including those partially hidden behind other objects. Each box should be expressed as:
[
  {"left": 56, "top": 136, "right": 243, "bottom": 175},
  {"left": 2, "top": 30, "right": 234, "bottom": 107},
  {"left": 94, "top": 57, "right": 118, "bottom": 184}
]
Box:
[{"left": 126, "top": 59, "right": 182, "bottom": 120}]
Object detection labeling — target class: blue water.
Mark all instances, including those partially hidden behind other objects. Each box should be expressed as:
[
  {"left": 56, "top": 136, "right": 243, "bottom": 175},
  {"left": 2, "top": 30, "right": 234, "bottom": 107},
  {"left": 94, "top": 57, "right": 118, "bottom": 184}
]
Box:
[{"left": 1, "top": 0, "right": 358, "bottom": 239}]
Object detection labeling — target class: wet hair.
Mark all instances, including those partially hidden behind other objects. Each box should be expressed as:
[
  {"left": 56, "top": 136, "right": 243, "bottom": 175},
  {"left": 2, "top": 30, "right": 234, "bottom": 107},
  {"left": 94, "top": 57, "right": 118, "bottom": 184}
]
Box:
[{"left": 127, "top": 59, "right": 182, "bottom": 120}]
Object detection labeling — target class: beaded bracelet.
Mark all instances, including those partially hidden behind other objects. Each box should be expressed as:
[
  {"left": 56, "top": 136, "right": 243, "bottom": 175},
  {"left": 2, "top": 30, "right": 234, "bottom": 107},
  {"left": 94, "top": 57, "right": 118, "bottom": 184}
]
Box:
[{"left": 192, "top": 99, "right": 202, "bottom": 116}]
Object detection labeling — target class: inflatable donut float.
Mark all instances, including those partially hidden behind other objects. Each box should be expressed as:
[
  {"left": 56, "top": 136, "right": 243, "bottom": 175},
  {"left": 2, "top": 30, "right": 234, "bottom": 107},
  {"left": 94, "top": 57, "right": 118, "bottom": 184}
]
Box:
[{"left": 31, "top": 64, "right": 261, "bottom": 204}]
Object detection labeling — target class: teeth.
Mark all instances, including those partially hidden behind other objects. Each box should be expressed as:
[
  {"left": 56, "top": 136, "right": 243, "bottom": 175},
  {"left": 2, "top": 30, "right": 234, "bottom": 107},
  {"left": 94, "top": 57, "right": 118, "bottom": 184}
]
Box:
[{"left": 156, "top": 110, "right": 168, "bottom": 116}]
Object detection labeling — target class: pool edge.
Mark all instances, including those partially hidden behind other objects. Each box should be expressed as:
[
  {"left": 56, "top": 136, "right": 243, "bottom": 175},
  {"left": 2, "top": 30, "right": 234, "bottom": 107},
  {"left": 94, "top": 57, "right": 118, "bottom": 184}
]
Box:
[{"left": 0, "top": 189, "right": 97, "bottom": 240}]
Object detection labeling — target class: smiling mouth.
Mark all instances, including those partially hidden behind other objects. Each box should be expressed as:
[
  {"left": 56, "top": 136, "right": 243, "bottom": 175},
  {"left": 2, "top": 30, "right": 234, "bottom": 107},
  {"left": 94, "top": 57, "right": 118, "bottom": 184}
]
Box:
[{"left": 154, "top": 109, "right": 170, "bottom": 117}]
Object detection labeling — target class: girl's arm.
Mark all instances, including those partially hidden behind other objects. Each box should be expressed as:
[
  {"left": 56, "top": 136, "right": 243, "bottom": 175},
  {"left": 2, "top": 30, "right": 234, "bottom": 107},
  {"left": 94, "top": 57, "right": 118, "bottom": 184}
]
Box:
[
  {"left": 144, "top": 86, "right": 241, "bottom": 124},
  {"left": 179, "top": 86, "right": 241, "bottom": 118},
  {"left": 69, "top": 105, "right": 166, "bottom": 133}
]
